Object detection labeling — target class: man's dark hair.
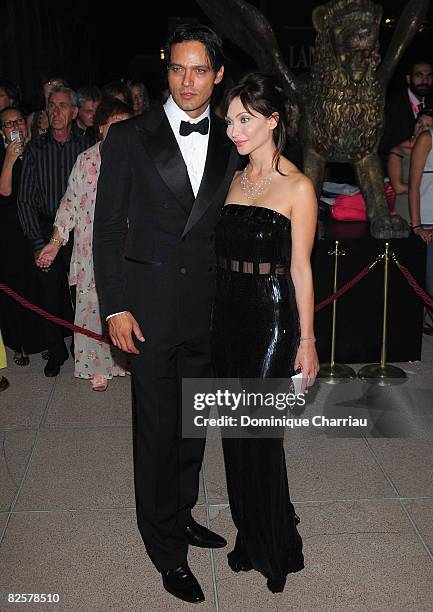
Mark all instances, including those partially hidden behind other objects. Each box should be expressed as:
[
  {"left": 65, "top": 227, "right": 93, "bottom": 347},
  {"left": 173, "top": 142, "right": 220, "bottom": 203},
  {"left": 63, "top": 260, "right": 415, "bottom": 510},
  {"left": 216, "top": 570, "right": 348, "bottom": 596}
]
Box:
[
  {"left": 77, "top": 86, "right": 101, "bottom": 106},
  {"left": 405, "top": 59, "right": 433, "bottom": 76},
  {"left": 0, "top": 79, "right": 21, "bottom": 106},
  {"left": 165, "top": 23, "right": 224, "bottom": 73},
  {"left": 94, "top": 97, "right": 133, "bottom": 130}
]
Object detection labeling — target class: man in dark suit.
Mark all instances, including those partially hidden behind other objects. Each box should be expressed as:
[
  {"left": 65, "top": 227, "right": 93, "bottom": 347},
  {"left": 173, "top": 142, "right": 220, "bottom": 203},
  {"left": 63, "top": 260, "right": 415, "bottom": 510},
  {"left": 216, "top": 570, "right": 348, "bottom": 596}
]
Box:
[
  {"left": 93, "top": 25, "right": 238, "bottom": 604},
  {"left": 381, "top": 60, "right": 433, "bottom": 158}
]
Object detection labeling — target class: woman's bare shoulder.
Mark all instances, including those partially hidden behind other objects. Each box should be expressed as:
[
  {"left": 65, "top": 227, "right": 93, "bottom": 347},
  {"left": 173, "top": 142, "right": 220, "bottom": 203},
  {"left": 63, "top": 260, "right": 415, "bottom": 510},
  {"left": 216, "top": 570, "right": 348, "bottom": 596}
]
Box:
[
  {"left": 278, "top": 157, "right": 314, "bottom": 194},
  {"left": 416, "top": 130, "right": 433, "bottom": 146}
]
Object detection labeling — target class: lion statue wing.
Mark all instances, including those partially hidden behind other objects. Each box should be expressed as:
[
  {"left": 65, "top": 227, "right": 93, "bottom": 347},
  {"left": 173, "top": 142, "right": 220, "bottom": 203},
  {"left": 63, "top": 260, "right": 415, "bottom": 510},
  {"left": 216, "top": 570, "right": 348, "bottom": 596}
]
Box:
[
  {"left": 377, "top": 0, "right": 430, "bottom": 84},
  {"left": 196, "top": 0, "right": 298, "bottom": 96}
]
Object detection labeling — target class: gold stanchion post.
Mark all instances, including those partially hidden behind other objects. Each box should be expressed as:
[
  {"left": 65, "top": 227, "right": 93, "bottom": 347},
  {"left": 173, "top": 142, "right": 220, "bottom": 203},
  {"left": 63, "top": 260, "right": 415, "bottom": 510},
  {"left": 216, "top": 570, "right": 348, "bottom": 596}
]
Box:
[
  {"left": 318, "top": 240, "right": 356, "bottom": 383},
  {"left": 358, "top": 242, "right": 407, "bottom": 383}
]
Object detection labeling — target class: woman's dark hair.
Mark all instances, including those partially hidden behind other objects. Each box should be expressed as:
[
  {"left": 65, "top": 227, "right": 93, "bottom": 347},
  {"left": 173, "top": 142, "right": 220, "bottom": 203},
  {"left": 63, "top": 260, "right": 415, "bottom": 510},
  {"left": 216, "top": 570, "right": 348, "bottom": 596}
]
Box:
[
  {"left": 101, "top": 81, "right": 132, "bottom": 105},
  {"left": 165, "top": 23, "right": 224, "bottom": 73},
  {"left": 0, "top": 79, "right": 21, "bottom": 106},
  {"left": 0, "top": 105, "right": 25, "bottom": 125},
  {"left": 94, "top": 97, "right": 133, "bottom": 131},
  {"left": 41, "top": 74, "right": 68, "bottom": 87},
  {"left": 223, "top": 72, "right": 298, "bottom": 173},
  {"left": 418, "top": 108, "right": 433, "bottom": 120}
]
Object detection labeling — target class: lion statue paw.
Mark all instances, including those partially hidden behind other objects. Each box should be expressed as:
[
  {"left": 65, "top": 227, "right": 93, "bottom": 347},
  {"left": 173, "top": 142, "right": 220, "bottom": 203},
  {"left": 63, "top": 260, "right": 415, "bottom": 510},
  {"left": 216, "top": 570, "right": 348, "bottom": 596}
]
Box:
[{"left": 370, "top": 214, "right": 410, "bottom": 239}]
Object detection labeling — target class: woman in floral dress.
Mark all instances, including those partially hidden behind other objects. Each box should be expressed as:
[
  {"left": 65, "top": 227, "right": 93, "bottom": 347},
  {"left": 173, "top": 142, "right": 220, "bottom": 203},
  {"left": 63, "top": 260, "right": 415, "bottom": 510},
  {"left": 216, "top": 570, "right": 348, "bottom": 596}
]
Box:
[{"left": 37, "top": 98, "right": 133, "bottom": 390}]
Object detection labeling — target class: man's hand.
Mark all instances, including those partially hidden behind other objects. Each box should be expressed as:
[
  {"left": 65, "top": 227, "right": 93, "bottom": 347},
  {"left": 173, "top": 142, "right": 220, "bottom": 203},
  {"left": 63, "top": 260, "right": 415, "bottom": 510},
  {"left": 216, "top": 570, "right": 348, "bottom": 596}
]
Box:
[{"left": 107, "top": 312, "right": 145, "bottom": 354}]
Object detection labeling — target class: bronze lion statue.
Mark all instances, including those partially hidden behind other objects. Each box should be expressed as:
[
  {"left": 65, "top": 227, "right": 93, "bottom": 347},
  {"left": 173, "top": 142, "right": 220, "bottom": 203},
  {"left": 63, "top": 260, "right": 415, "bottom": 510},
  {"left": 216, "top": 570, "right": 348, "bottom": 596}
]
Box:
[{"left": 196, "top": 0, "right": 430, "bottom": 238}]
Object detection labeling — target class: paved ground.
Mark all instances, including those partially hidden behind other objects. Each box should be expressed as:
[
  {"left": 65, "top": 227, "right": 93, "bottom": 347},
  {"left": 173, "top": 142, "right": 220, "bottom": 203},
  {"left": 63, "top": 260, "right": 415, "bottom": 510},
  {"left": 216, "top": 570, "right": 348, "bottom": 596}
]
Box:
[{"left": 1, "top": 338, "right": 432, "bottom": 611}]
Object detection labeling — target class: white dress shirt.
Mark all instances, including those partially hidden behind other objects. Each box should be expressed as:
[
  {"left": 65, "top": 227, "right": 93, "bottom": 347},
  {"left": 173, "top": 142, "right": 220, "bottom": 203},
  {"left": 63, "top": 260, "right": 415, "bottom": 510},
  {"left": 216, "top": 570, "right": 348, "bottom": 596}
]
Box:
[
  {"left": 408, "top": 87, "right": 425, "bottom": 117},
  {"left": 106, "top": 97, "right": 210, "bottom": 321},
  {"left": 164, "top": 95, "right": 210, "bottom": 197}
]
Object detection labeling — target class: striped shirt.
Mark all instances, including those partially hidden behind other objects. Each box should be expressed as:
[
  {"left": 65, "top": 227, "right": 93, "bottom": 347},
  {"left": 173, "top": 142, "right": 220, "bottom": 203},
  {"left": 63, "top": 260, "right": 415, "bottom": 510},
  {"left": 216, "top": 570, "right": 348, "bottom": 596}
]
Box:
[{"left": 17, "top": 126, "right": 94, "bottom": 250}]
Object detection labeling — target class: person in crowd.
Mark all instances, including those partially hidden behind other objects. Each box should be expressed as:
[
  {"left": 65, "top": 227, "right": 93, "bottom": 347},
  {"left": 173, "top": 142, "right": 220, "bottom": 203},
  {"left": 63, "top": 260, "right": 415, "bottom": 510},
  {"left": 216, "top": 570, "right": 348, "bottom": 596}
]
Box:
[
  {"left": 212, "top": 71, "right": 318, "bottom": 593},
  {"left": 17, "top": 86, "right": 94, "bottom": 377},
  {"left": 409, "top": 108, "right": 433, "bottom": 332},
  {"left": 76, "top": 86, "right": 101, "bottom": 140},
  {"left": 0, "top": 79, "right": 20, "bottom": 111},
  {"left": 127, "top": 80, "right": 150, "bottom": 116},
  {"left": 36, "top": 98, "right": 132, "bottom": 391},
  {"left": 381, "top": 60, "right": 433, "bottom": 157},
  {"left": 100, "top": 81, "right": 131, "bottom": 104},
  {"left": 387, "top": 109, "right": 433, "bottom": 223},
  {"left": 0, "top": 329, "right": 9, "bottom": 392},
  {"left": 0, "top": 106, "right": 44, "bottom": 364},
  {"left": 26, "top": 75, "right": 68, "bottom": 140},
  {"left": 93, "top": 24, "right": 239, "bottom": 604},
  {"left": 160, "top": 78, "right": 170, "bottom": 103}
]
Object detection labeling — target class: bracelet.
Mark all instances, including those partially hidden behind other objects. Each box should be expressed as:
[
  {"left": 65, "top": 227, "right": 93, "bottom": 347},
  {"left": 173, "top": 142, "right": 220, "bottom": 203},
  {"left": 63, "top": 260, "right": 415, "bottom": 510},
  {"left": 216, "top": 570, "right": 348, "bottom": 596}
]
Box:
[
  {"left": 300, "top": 336, "right": 316, "bottom": 342},
  {"left": 49, "top": 237, "right": 62, "bottom": 245},
  {"left": 411, "top": 225, "right": 422, "bottom": 230}
]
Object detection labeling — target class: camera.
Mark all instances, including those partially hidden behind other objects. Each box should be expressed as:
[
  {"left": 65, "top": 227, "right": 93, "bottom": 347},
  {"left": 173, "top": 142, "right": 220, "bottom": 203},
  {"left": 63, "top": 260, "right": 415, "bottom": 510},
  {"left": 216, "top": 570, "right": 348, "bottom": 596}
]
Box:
[{"left": 10, "top": 129, "right": 21, "bottom": 142}]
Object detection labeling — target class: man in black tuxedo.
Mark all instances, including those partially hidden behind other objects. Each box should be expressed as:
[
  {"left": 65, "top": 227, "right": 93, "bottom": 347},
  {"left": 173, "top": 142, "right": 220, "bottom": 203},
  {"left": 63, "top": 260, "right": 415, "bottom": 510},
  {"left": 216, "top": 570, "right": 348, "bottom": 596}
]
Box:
[
  {"left": 93, "top": 25, "right": 238, "bottom": 604},
  {"left": 381, "top": 60, "right": 433, "bottom": 158}
]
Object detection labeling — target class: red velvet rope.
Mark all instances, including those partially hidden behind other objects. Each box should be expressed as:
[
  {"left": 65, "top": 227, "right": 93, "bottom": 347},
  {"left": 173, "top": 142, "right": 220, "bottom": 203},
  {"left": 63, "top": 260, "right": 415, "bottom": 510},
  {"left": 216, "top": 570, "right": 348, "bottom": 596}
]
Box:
[
  {"left": 394, "top": 262, "right": 433, "bottom": 310},
  {"left": 314, "top": 263, "right": 374, "bottom": 312},
  {"left": 4, "top": 255, "right": 428, "bottom": 342},
  {"left": 0, "top": 281, "right": 110, "bottom": 344},
  {"left": 1, "top": 259, "right": 376, "bottom": 343}
]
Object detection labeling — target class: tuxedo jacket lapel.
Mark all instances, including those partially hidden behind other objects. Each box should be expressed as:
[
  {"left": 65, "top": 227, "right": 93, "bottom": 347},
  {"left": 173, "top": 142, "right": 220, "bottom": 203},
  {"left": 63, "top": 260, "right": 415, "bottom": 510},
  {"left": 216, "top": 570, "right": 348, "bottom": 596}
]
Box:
[
  {"left": 182, "top": 114, "right": 231, "bottom": 237},
  {"left": 136, "top": 107, "right": 195, "bottom": 213}
]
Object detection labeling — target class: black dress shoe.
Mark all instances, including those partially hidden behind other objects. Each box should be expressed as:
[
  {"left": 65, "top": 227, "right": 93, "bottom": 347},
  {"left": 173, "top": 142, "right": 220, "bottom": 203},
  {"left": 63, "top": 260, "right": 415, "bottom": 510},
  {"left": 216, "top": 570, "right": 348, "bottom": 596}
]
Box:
[
  {"left": 0, "top": 376, "right": 10, "bottom": 392},
  {"left": 161, "top": 565, "right": 205, "bottom": 604},
  {"left": 44, "top": 357, "right": 65, "bottom": 377},
  {"left": 184, "top": 518, "right": 227, "bottom": 548},
  {"left": 266, "top": 576, "right": 286, "bottom": 593},
  {"left": 227, "top": 548, "right": 253, "bottom": 573}
]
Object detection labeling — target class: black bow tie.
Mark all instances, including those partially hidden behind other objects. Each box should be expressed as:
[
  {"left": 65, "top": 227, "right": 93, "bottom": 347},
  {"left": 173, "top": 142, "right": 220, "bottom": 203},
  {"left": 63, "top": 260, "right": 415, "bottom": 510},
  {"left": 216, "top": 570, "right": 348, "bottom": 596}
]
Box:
[{"left": 179, "top": 117, "right": 209, "bottom": 136}]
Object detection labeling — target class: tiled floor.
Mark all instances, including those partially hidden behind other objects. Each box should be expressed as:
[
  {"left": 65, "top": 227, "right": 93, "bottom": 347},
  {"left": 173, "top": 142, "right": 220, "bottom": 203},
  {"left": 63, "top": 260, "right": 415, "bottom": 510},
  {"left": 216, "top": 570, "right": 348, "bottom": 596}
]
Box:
[{"left": 0, "top": 338, "right": 432, "bottom": 611}]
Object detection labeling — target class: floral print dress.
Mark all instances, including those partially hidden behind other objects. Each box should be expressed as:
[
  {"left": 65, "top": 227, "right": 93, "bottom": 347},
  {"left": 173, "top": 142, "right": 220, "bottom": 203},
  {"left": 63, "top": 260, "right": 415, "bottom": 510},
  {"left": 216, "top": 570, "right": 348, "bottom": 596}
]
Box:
[{"left": 55, "top": 143, "right": 127, "bottom": 379}]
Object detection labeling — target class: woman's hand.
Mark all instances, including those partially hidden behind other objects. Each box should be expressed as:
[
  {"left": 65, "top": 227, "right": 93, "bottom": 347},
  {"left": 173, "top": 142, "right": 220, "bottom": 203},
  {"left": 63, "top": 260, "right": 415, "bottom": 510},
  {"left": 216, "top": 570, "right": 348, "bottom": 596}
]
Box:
[
  {"left": 413, "top": 226, "right": 433, "bottom": 243},
  {"left": 36, "top": 242, "right": 60, "bottom": 269},
  {"left": 294, "top": 339, "right": 319, "bottom": 394},
  {"left": 4, "top": 140, "right": 23, "bottom": 164}
]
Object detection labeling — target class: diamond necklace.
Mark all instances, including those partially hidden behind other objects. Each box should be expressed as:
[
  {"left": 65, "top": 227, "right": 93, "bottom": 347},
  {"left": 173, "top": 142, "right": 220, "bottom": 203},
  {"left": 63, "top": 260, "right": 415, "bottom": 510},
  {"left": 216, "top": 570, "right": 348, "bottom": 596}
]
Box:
[{"left": 240, "top": 166, "right": 272, "bottom": 200}]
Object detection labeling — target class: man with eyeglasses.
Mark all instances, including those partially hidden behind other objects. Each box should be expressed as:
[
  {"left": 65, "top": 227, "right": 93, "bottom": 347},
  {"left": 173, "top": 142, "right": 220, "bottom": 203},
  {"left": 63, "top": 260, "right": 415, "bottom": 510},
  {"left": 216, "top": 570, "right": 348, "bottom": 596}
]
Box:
[{"left": 17, "top": 86, "right": 94, "bottom": 377}]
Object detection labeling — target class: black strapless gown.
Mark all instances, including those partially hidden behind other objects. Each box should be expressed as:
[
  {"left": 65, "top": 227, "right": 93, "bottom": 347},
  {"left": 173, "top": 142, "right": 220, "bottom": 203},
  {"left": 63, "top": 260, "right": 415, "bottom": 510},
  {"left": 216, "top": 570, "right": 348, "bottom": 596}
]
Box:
[{"left": 211, "top": 204, "right": 304, "bottom": 592}]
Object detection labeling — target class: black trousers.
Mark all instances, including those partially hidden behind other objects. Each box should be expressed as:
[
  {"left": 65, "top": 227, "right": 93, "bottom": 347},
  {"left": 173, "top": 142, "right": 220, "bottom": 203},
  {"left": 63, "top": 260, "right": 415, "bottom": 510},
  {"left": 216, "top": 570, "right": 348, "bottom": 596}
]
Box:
[
  {"left": 130, "top": 333, "right": 210, "bottom": 571},
  {"left": 35, "top": 220, "right": 74, "bottom": 362}
]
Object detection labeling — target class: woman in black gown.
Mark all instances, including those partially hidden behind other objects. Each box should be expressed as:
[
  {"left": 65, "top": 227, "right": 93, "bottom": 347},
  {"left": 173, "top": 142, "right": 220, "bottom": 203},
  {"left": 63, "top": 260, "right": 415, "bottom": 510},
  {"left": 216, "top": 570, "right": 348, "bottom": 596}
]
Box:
[
  {"left": 0, "top": 107, "right": 44, "bottom": 363},
  {"left": 212, "top": 73, "right": 319, "bottom": 593}
]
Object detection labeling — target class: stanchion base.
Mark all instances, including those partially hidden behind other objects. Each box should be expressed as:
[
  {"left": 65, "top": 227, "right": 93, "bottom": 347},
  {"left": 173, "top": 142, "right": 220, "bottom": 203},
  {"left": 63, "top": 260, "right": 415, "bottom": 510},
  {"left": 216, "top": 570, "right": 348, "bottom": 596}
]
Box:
[
  {"left": 318, "top": 363, "right": 357, "bottom": 384},
  {"left": 357, "top": 363, "right": 407, "bottom": 385}
]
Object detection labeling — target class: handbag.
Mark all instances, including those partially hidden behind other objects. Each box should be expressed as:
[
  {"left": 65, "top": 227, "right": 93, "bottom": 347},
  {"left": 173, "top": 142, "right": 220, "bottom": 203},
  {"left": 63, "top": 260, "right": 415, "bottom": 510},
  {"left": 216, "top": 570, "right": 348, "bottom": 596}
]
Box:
[{"left": 331, "top": 182, "right": 396, "bottom": 222}]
